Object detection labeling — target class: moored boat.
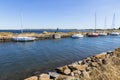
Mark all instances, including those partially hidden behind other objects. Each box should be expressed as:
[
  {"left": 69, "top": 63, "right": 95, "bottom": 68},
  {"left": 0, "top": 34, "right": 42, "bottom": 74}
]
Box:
[
  {"left": 110, "top": 13, "right": 119, "bottom": 36},
  {"left": 72, "top": 34, "right": 84, "bottom": 39},
  {"left": 88, "top": 13, "right": 98, "bottom": 37},
  {"left": 99, "top": 16, "right": 107, "bottom": 36},
  {"left": 12, "top": 37, "right": 36, "bottom": 42},
  {"left": 87, "top": 33, "right": 99, "bottom": 37},
  {"left": 110, "top": 32, "right": 119, "bottom": 36},
  {"left": 99, "top": 32, "right": 107, "bottom": 36},
  {"left": 12, "top": 13, "right": 36, "bottom": 42}
]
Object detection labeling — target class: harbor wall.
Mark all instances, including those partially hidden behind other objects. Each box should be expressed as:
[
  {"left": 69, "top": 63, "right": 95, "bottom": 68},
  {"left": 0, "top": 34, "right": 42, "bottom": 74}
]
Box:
[{"left": 24, "top": 48, "right": 120, "bottom": 80}]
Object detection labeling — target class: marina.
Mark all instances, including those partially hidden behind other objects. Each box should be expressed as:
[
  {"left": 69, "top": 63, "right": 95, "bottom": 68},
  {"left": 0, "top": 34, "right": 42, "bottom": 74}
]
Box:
[
  {"left": 0, "top": 0, "right": 120, "bottom": 80},
  {"left": 0, "top": 35, "right": 120, "bottom": 80}
]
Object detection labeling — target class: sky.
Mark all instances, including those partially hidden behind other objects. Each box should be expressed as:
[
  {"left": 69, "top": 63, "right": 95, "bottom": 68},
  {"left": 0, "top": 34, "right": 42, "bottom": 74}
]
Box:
[{"left": 0, "top": 0, "right": 120, "bottom": 29}]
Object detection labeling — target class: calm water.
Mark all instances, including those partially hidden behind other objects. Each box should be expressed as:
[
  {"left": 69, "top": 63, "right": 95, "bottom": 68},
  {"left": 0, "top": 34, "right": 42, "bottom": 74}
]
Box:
[{"left": 0, "top": 36, "right": 120, "bottom": 80}]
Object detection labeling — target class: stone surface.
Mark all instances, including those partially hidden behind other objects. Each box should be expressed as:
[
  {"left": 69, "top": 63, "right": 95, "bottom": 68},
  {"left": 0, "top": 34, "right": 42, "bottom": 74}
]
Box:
[
  {"left": 90, "top": 62, "right": 98, "bottom": 67},
  {"left": 95, "top": 52, "right": 107, "bottom": 59},
  {"left": 56, "top": 66, "right": 71, "bottom": 75},
  {"left": 24, "top": 48, "right": 120, "bottom": 80},
  {"left": 24, "top": 76, "right": 38, "bottom": 80},
  {"left": 72, "top": 64, "right": 88, "bottom": 71},
  {"left": 39, "top": 74, "right": 50, "bottom": 80},
  {"left": 49, "top": 72, "right": 60, "bottom": 78},
  {"left": 82, "top": 71, "right": 90, "bottom": 79}
]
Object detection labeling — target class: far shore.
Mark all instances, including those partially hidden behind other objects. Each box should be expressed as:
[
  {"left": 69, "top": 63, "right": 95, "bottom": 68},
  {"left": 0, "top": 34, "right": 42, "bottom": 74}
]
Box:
[{"left": 0, "top": 29, "right": 120, "bottom": 42}]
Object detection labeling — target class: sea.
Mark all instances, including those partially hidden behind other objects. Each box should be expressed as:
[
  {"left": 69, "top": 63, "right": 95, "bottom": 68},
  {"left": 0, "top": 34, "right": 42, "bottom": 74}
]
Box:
[{"left": 0, "top": 29, "right": 120, "bottom": 80}]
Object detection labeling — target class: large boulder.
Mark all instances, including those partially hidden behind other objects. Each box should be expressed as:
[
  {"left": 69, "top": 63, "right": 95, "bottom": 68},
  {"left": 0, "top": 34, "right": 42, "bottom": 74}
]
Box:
[
  {"left": 95, "top": 52, "right": 107, "bottom": 59},
  {"left": 56, "top": 66, "right": 71, "bottom": 75},
  {"left": 115, "top": 48, "right": 120, "bottom": 52},
  {"left": 24, "top": 76, "right": 38, "bottom": 80},
  {"left": 69, "top": 64, "right": 88, "bottom": 71},
  {"left": 39, "top": 74, "right": 50, "bottom": 80},
  {"left": 90, "top": 62, "right": 98, "bottom": 67},
  {"left": 49, "top": 72, "right": 60, "bottom": 78}
]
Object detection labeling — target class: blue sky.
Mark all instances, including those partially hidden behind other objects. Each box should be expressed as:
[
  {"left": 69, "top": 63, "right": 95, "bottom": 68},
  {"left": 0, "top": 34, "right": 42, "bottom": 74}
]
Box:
[{"left": 0, "top": 0, "right": 120, "bottom": 29}]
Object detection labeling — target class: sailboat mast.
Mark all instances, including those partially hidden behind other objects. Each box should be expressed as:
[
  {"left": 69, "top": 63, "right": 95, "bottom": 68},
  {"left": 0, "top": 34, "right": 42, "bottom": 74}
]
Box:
[
  {"left": 20, "top": 13, "right": 23, "bottom": 33},
  {"left": 95, "top": 12, "right": 97, "bottom": 32},
  {"left": 104, "top": 16, "right": 107, "bottom": 31},
  {"left": 111, "top": 13, "right": 115, "bottom": 30}
]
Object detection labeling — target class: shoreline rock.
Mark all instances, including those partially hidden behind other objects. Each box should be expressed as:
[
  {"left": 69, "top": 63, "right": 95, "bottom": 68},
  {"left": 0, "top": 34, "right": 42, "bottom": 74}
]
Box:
[{"left": 24, "top": 48, "right": 120, "bottom": 80}]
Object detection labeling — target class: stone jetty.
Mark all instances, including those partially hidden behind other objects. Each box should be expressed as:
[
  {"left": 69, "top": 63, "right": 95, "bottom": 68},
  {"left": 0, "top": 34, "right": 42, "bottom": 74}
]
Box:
[
  {"left": 24, "top": 48, "right": 120, "bottom": 80},
  {"left": 0, "top": 29, "right": 120, "bottom": 42},
  {"left": 0, "top": 32, "right": 85, "bottom": 42}
]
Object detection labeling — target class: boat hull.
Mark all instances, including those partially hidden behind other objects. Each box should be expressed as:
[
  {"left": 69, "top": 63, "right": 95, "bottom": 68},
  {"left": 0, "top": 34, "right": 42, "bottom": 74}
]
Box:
[
  {"left": 99, "top": 33, "right": 107, "bottom": 36},
  {"left": 87, "top": 33, "right": 98, "bottom": 37},
  {"left": 12, "top": 37, "right": 36, "bottom": 42},
  {"left": 72, "top": 34, "right": 84, "bottom": 39},
  {"left": 110, "top": 32, "right": 119, "bottom": 36},
  {"left": 87, "top": 35, "right": 98, "bottom": 37}
]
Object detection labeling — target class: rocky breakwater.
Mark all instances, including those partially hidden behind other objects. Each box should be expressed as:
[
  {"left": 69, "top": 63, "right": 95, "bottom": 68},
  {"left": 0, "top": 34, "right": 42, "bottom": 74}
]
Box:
[{"left": 25, "top": 48, "right": 120, "bottom": 80}]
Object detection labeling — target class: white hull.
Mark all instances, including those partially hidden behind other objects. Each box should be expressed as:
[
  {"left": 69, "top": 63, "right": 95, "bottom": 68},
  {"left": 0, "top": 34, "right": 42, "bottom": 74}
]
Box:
[
  {"left": 99, "top": 33, "right": 107, "bottom": 36},
  {"left": 110, "top": 32, "right": 119, "bottom": 36},
  {"left": 12, "top": 37, "right": 36, "bottom": 42},
  {"left": 72, "top": 34, "right": 84, "bottom": 38}
]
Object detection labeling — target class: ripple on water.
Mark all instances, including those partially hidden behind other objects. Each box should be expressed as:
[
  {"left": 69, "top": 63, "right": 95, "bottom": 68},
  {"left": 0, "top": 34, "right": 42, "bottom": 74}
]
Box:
[{"left": 0, "top": 36, "right": 120, "bottom": 80}]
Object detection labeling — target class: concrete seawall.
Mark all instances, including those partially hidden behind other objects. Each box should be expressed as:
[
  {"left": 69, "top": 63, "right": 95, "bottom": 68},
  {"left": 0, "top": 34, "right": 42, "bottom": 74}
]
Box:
[{"left": 24, "top": 48, "right": 120, "bottom": 80}]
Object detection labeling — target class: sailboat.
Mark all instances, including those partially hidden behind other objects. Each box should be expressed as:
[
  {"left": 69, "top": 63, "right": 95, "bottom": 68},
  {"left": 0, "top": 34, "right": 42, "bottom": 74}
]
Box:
[
  {"left": 87, "top": 13, "right": 98, "bottom": 37},
  {"left": 110, "top": 13, "right": 119, "bottom": 36},
  {"left": 99, "top": 16, "right": 107, "bottom": 36},
  {"left": 72, "top": 34, "right": 84, "bottom": 38},
  {"left": 12, "top": 14, "right": 36, "bottom": 42}
]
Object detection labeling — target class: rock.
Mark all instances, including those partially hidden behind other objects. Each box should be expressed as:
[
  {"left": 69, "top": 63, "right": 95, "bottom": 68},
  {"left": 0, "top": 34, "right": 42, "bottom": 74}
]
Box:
[
  {"left": 57, "top": 75, "right": 70, "bottom": 80},
  {"left": 95, "top": 52, "right": 107, "bottom": 59},
  {"left": 82, "top": 71, "right": 90, "bottom": 79},
  {"left": 49, "top": 72, "right": 60, "bottom": 78},
  {"left": 71, "top": 64, "right": 88, "bottom": 71},
  {"left": 86, "top": 67, "right": 92, "bottom": 71},
  {"left": 56, "top": 66, "right": 71, "bottom": 75},
  {"left": 70, "top": 72, "right": 74, "bottom": 76},
  {"left": 73, "top": 70, "right": 81, "bottom": 75},
  {"left": 102, "top": 59, "right": 107, "bottom": 64},
  {"left": 63, "top": 68, "right": 71, "bottom": 75},
  {"left": 24, "top": 76, "right": 38, "bottom": 80},
  {"left": 78, "top": 60, "right": 82, "bottom": 65},
  {"left": 115, "top": 48, "right": 120, "bottom": 52},
  {"left": 39, "top": 74, "right": 50, "bottom": 80},
  {"left": 64, "top": 76, "right": 75, "bottom": 80},
  {"left": 90, "top": 62, "right": 98, "bottom": 67},
  {"left": 107, "top": 51, "right": 113, "bottom": 54}
]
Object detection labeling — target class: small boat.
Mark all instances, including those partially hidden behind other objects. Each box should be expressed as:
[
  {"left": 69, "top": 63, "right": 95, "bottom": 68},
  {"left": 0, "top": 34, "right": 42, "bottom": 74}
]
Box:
[
  {"left": 99, "top": 16, "right": 107, "bottom": 36},
  {"left": 12, "top": 37, "right": 36, "bottom": 42},
  {"left": 88, "top": 13, "right": 98, "bottom": 37},
  {"left": 99, "top": 32, "right": 107, "bottom": 36},
  {"left": 110, "top": 14, "right": 119, "bottom": 36},
  {"left": 72, "top": 34, "right": 84, "bottom": 38},
  {"left": 12, "top": 14, "right": 36, "bottom": 42},
  {"left": 110, "top": 32, "right": 119, "bottom": 36},
  {"left": 87, "top": 33, "right": 99, "bottom": 37}
]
